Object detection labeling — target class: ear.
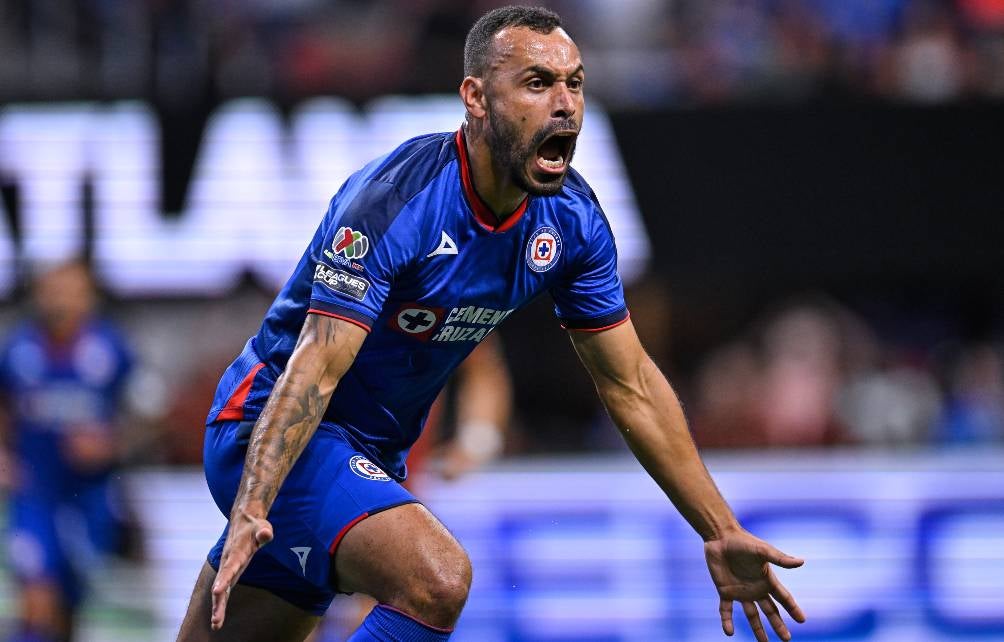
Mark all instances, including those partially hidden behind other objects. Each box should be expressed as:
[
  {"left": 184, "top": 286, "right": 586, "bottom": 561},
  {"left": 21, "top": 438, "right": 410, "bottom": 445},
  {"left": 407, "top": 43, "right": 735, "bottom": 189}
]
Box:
[{"left": 459, "top": 76, "right": 488, "bottom": 120}]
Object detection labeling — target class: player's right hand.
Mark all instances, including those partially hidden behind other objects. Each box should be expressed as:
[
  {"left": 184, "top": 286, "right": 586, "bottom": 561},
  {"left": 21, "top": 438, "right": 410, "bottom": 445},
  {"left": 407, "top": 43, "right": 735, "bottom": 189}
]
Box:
[{"left": 210, "top": 508, "right": 273, "bottom": 630}]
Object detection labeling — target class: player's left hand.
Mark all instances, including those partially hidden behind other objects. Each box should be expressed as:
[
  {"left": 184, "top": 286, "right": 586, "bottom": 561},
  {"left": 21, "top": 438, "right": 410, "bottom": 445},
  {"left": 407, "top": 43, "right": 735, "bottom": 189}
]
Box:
[
  {"left": 704, "top": 528, "right": 805, "bottom": 642},
  {"left": 210, "top": 507, "right": 273, "bottom": 630}
]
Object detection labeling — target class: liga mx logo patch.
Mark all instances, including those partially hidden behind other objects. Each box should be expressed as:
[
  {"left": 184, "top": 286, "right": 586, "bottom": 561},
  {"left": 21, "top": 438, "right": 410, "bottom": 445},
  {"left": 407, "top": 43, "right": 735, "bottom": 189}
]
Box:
[
  {"left": 349, "top": 455, "right": 391, "bottom": 481},
  {"left": 526, "top": 226, "right": 561, "bottom": 273},
  {"left": 333, "top": 226, "right": 369, "bottom": 259}
]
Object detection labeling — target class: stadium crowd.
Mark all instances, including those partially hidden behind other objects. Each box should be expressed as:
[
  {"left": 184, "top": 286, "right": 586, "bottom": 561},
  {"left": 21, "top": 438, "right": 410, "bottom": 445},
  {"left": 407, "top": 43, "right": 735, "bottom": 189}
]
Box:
[{"left": 1, "top": 0, "right": 1004, "bottom": 106}]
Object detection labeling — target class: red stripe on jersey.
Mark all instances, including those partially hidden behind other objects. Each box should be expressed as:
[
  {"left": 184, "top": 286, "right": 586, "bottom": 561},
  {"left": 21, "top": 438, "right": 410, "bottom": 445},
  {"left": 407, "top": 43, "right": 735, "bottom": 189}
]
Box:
[
  {"left": 455, "top": 129, "right": 528, "bottom": 233},
  {"left": 563, "top": 313, "right": 631, "bottom": 333},
  {"left": 217, "top": 362, "right": 265, "bottom": 421},
  {"left": 307, "top": 309, "right": 372, "bottom": 332}
]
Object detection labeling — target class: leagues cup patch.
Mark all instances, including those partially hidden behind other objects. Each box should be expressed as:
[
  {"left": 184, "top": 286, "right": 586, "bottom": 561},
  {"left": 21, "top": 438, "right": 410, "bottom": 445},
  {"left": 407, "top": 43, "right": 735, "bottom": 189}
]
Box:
[
  {"left": 526, "top": 227, "right": 562, "bottom": 273},
  {"left": 349, "top": 455, "right": 391, "bottom": 481},
  {"left": 314, "top": 263, "right": 371, "bottom": 301}
]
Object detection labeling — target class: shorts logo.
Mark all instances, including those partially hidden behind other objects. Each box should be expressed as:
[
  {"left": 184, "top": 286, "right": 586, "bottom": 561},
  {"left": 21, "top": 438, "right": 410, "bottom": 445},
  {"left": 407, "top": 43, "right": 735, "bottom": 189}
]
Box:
[
  {"left": 333, "top": 226, "right": 370, "bottom": 259},
  {"left": 314, "top": 263, "right": 371, "bottom": 301},
  {"left": 526, "top": 227, "right": 561, "bottom": 273},
  {"left": 349, "top": 455, "right": 391, "bottom": 481},
  {"left": 290, "top": 547, "right": 311, "bottom": 575}
]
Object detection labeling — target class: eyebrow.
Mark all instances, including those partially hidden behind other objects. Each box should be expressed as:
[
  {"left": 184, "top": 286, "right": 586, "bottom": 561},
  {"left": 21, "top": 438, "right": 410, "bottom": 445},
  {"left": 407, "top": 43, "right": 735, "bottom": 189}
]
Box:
[{"left": 522, "top": 63, "right": 585, "bottom": 78}]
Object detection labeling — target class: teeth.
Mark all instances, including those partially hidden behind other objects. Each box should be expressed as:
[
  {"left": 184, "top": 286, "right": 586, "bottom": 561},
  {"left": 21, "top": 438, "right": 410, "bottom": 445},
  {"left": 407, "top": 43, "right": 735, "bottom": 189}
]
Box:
[{"left": 540, "top": 155, "right": 564, "bottom": 169}]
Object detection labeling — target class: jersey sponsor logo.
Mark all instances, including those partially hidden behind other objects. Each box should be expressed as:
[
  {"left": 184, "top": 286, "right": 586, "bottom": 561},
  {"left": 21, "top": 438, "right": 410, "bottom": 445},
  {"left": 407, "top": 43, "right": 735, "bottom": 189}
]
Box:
[
  {"left": 290, "top": 547, "right": 311, "bottom": 575},
  {"left": 387, "top": 303, "right": 444, "bottom": 341},
  {"left": 313, "top": 263, "right": 371, "bottom": 301},
  {"left": 349, "top": 455, "right": 391, "bottom": 481},
  {"left": 397, "top": 308, "right": 438, "bottom": 333},
  {"left": 430, "top": 305, "right": 514, "bottom": 343},
  {"left": 426, "top": 230, "right": 459, "bottom": 257},
  {"left": 332, "top": 226, "right": 369, "bottom": 259},
  {"left": 526, "top": 227, "right": 562, "bottom": 273}
]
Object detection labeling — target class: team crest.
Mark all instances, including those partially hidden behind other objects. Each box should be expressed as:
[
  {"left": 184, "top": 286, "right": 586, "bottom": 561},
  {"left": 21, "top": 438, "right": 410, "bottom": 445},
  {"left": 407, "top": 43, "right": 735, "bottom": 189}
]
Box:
[
  {"left": 526, "top": 227, "right": 562, "bottom": 273},
  {"left": 349, "top": 455, "right": 391, "bottom": 481},
  {"left": 332, "top": 226, "right": 369, "bottom": 259}
]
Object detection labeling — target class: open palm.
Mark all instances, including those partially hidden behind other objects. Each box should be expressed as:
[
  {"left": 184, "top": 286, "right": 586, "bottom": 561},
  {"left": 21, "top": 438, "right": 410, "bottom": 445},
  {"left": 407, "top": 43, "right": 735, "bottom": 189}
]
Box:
[{"left": 704, "top": 529, "right": 805, "bottom": 642}]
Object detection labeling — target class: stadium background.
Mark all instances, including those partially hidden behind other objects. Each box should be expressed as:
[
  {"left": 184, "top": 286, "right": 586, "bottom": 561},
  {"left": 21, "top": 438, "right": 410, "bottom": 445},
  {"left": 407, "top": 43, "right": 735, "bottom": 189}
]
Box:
[{"left": 1, "top": 0, "right": 1003, "bottom": 640}]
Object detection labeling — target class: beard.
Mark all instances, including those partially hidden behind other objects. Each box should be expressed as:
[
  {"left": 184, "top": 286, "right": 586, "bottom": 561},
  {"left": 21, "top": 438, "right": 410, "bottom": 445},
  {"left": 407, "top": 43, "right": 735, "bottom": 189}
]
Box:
[{"left": 485, "top": 107, "right": 577, "bottom": 197}]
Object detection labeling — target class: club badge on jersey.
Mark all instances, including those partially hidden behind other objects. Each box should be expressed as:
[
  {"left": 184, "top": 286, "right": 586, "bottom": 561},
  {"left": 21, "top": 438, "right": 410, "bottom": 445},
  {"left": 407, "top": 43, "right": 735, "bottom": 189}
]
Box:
[{"left": 526, "top": 226, "right": 562, "bottom": 272}]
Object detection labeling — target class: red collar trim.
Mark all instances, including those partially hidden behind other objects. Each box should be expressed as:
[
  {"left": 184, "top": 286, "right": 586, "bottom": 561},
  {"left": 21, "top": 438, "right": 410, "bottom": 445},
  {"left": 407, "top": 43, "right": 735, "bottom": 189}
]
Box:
[{"left": 455, "top": 128, "right": 528, "bottom": 233}]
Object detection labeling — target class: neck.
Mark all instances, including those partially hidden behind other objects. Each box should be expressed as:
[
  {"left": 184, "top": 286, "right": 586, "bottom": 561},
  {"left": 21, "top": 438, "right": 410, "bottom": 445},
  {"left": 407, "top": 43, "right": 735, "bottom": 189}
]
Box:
[{"left": 463, "top": 124, "right": 527, "bottom": 220}]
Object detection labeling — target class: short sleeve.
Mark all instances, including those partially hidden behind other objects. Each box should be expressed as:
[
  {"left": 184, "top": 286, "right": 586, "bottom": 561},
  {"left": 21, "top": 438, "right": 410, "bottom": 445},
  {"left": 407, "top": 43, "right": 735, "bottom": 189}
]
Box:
[
  {"left": 550, "top": 210, "right": 629, "bottom": 331},
  {"left": 308, "top": 180, "right": 416, "bottom": 331}
]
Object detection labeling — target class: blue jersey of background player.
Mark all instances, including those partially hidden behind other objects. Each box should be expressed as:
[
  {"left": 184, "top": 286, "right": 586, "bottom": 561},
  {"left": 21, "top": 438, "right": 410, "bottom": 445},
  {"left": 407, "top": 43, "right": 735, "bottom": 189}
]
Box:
[
  {"left": 181, "top": 7, "right": 806, "bottom": 642},
  {"left": 205, "top": 127, "right": 627, "bottom": 483},
  {"left": 0, "top": 260, "right": 134, "bottom": 642}
]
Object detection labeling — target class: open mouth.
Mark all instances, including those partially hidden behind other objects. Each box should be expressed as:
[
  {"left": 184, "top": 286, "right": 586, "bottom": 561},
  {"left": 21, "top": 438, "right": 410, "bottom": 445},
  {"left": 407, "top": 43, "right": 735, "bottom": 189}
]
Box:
[{"left": 534, "top": 131, "right": 576, "bottom": 174}]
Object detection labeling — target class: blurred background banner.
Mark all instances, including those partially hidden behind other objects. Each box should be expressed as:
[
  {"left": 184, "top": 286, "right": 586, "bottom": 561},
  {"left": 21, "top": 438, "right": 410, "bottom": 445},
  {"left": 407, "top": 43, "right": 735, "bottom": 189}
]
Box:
[
  {"left": 1, "top": 0, "right": 1003, "bottom": 640},
  {"left": 52, "top": 452, "right": 1004, "bottom": 642}
]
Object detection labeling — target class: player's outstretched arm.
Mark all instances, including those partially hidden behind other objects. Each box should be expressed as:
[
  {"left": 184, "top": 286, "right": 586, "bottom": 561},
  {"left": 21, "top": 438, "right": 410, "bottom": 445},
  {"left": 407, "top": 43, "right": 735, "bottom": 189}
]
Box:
[
  {"left": 569, "top": 320, "right": 806, "bottom": 642},
  {"left": 210, "top": 313, "right": 367, "bottom": 630}
]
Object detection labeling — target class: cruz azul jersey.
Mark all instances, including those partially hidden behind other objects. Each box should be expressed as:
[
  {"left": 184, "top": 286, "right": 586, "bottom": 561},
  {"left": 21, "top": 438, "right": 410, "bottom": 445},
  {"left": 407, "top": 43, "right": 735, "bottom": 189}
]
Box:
[
  {"left": 0, "top": 318, "right": 133, "bottom": 493},
  {"left": 208, "top": 129, "right": 628, "bottom": 480}
]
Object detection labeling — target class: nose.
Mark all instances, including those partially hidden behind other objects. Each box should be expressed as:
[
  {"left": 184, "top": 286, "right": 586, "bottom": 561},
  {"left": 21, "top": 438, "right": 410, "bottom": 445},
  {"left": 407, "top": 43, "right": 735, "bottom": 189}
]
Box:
[{"left": 551, "top": 82, "right": 577, "bottom": 120}]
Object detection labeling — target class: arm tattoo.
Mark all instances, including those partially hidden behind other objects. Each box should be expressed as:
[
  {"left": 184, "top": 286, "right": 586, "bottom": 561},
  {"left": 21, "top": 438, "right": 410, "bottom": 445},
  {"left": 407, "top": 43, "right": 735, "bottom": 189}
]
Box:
[{"left": 232, "top": 314, "right": 353, "bottom": 513}]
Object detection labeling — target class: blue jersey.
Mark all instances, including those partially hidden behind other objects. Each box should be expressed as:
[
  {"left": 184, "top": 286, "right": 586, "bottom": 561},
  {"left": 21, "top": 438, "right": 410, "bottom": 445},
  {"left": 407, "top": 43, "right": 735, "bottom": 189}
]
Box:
[
  {"left": 208, "top": 129, "right": 628, "bottom": 479},
  {"left": 0, "top": 318, "right": 133, "bottom": 494}
]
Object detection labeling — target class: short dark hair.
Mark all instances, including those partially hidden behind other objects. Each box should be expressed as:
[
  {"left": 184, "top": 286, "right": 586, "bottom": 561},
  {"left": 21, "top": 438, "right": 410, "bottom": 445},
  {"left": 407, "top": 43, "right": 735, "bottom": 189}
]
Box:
[{"left": 464, "top": 5, "right": 563, "bottom": 77}]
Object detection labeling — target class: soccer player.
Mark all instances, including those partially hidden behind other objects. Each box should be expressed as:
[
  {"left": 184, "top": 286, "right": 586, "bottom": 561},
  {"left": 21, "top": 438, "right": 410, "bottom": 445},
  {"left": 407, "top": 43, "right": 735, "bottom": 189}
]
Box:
[
  {"left": 177, "top": 6, "right": 806, "bottom": 642},
  {"left": 0, "top": 260, "right": 137, "bottom": 642}
]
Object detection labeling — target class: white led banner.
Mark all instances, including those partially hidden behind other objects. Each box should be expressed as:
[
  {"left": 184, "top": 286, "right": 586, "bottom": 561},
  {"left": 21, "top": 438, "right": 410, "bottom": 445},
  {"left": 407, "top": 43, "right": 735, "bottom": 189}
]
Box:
[
  {"left": 131, "top": 450, "right": 1004, "bottom": 642},
  {"left": 0, "top": 97, "right": 649, "bottom": 298}
]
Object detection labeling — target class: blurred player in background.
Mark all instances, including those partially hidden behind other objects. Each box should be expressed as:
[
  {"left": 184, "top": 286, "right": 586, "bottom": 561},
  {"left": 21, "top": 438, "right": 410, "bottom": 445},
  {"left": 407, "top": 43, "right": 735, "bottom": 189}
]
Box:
[
  {"left": 0, "top": 260, "right": 138, "bottom": 642},
  {"left": 178, "top": 6, "right": 805, "bottom": 642}
]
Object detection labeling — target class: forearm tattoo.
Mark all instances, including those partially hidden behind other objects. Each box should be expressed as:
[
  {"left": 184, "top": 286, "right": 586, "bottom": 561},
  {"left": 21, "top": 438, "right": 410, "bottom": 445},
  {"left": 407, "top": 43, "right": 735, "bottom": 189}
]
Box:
[{"left": 233, "top": 314, "right": 349, "bottom": 513}]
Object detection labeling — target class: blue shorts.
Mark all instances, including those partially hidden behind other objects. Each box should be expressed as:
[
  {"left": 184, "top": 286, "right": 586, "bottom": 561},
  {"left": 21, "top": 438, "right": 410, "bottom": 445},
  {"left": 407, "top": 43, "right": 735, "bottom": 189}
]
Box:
[
  {"left": 203, "top": 420, "right": 418, "bottom": 615},
  {"left": 6, "top": 478, "right": 126, "bottom": 606}
]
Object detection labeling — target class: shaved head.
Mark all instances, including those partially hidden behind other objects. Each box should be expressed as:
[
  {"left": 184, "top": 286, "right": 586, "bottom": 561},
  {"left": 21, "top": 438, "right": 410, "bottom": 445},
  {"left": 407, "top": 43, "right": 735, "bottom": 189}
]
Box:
[{"left": 464, "top": 5, "right": 563, "bottom": 78}]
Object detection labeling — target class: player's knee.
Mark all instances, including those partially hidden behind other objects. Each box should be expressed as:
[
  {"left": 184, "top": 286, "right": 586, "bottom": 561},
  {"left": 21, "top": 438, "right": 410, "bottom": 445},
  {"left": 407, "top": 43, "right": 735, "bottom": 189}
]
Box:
[{"left": 407, "top": 548, "right": 472, "bottom": 626}]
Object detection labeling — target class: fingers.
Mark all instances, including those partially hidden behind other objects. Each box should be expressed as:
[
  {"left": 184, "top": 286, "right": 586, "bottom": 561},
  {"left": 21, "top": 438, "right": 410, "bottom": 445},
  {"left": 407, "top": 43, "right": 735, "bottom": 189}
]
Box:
[
  {"left": 210, "top": 576, "right": 231, "bottom": 630},
  {"left": 209, "top": 517, "right": 272, "bottom": 630},
  {"left": 742, "top": 601, "right": 768, "bottom": 642},
  {"left": 719, "top": 599, "right": 734, "bottom": 636},
  {"left": 760, "top": 542, "right": 804, "bottom": 569},
  {"left": 768, "top": 572, "right": 806, "bottom": 623},
  {"left": 758, "top": 597, "right": 792, "bottom": 641},
  {"left": 256, "top": 522, "right": 274, "bottom": 547}
]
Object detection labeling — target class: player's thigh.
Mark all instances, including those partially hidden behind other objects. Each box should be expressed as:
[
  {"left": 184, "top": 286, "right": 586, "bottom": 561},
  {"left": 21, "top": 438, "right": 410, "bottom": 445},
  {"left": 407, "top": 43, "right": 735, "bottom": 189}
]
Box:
[
  {"left": 177, "top": 561, "right": 320, "bottom": 642},
  {"left": 334, "top": 502, "right": 471, "bottom": 604}
]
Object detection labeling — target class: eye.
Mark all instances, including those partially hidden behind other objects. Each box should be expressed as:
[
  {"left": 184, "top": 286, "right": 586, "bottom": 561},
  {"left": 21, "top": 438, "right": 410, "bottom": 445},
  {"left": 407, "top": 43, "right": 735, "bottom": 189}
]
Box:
[
  {"left": 568, "top": 77, "right": 583, "bottom": 91},
  {"left": 527, "top": 78, "right": 545, "bottom": 90}
]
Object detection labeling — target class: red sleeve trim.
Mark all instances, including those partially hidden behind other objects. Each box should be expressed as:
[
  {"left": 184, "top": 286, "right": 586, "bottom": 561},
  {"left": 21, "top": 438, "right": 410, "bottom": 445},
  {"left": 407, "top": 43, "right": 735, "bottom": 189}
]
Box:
[
  {"left": 307, "top": 309, "right": 372, "bottom": 333},
  {"left": 216, "top": 362, "right": 265, "bottom": 421},
  {"left": 562, "top": 312, "right": 631, "bottom": 333}
]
